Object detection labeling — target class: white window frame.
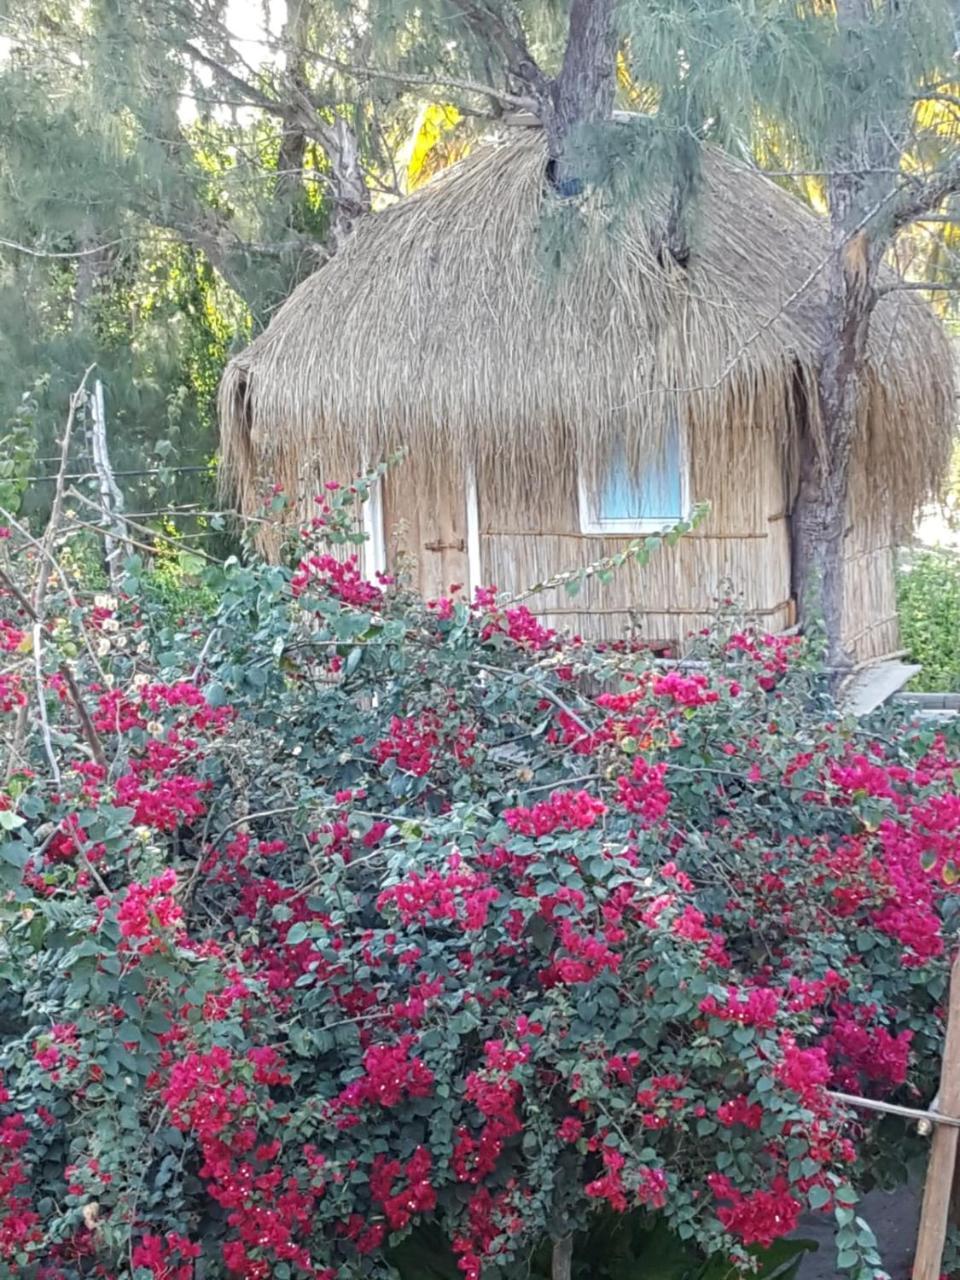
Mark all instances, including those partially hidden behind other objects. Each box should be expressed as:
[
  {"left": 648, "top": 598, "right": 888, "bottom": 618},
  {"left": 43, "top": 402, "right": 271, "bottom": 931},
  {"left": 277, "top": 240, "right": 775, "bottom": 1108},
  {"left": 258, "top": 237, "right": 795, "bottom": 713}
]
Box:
[
  {"left": 465, "top": 462, "right": 482, "bottom": 598},
  {"left": 360, "top": 463, "right": 387, "bottom": 580},
  {"left": 577, "top": 425, "right": 691, "bottom": 535}
]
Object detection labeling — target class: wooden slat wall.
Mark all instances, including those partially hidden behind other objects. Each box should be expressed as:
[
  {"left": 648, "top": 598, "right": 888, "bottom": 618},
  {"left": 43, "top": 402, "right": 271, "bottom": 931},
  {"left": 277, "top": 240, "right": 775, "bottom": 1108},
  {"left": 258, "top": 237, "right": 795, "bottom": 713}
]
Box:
[
  {"left": 479, "top": 430, "right": 794, "bottom": 652},
  {"left": 370, "top": 429, "right": 899, "bottom": 663},
  {"left": 382, "top": 460, "right": 469, "bottom": 600},
  {"left": 842, "top": 492, "right": 900, "bottom": 663}
]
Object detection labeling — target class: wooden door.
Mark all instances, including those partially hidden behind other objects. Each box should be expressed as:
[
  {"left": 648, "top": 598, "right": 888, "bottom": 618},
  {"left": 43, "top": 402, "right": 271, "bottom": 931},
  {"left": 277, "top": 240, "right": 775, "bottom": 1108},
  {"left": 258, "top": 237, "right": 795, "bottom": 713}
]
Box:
[{"left": 382, "top": 461, "right": 470, "bottom": 600}]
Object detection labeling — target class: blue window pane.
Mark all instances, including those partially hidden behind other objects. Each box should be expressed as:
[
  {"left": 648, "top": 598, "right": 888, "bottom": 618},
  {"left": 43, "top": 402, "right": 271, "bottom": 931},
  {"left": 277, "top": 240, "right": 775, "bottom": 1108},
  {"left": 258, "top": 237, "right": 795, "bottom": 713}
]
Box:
[{"left": 599, "top": 426, "right": 683, "bottom": 521}]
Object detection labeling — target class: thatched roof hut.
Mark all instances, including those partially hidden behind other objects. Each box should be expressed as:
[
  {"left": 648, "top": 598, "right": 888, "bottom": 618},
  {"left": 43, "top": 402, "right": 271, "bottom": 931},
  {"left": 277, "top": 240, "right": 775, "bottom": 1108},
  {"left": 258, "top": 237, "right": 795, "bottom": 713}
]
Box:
[{"left": 219, "top": 129, "right": 955, "bottom": 662}]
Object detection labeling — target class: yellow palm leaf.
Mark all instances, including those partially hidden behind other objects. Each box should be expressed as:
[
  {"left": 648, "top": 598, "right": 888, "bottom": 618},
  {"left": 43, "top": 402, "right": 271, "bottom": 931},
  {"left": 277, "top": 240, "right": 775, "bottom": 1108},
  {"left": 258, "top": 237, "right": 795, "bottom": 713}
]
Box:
[{"left": 403, "top": 104, "right": 465, "bottom": 193}]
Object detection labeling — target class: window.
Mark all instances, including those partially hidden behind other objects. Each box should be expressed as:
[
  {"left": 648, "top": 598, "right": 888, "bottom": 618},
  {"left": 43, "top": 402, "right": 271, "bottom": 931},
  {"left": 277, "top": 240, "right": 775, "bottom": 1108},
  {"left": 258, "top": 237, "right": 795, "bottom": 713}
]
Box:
[{"left": 579, "top": 417, "right": 688, "bottom": 534}]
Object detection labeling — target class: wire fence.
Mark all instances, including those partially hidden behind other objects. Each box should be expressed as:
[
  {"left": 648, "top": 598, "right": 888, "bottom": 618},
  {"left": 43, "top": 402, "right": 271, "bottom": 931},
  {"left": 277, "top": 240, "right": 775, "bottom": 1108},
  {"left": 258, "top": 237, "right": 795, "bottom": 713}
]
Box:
[{"left": 13, "top": 385, "right": 239, "bottom": 570}]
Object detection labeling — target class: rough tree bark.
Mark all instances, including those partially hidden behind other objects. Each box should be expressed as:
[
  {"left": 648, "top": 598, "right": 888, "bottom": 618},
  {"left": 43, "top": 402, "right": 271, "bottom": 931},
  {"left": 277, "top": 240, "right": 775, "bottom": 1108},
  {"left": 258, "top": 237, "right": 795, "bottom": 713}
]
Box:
[
  {"left": 461, "top": 0, "right": 617, "bottom": 176},
  {"left": 276, "top": 0, "right": 311, "bottom": 222},
  {"left": 790, "top": 0, "right": 894, "bottom": 669},
  {"left": 318, "top": 115, "right": 370, "bottom": 253},
  {"left": 549, "top": 0, "right": 617, "bottom": 157},
  {"left": 792, "top": 225, "right": 883, "bottom": 669}
]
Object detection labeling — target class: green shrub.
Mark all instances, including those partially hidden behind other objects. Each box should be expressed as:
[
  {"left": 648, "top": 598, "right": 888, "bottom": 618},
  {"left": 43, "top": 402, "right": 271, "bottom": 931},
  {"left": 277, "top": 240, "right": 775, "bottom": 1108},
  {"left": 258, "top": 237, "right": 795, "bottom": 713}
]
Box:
[
  {"left": 2, "top": 482, "right": 959, "bottom": 1280},
  {"left": 896, "top": 548, "right": 960, "bottom": 690}
]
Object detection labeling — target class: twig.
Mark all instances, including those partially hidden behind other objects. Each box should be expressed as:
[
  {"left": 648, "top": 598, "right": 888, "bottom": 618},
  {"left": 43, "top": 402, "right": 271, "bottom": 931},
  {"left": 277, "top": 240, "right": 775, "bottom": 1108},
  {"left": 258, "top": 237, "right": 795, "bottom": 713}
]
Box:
[
  {"left": 191, "top": 601, "right": 245, "bottom": 683},
  {"left": 5, "top": 369, "right": 93, "bottom": 780},
  {"left": 57, "top": 663, "right": 108, "bottom": 771},
  {"left": 307, "top": 49, "right": 537, "bottom": 110},
  {"left": 0, "top": 567, "right": 107, "bottom": 770},
  {"left": 0, "top": 566, "right": 39, "bottom": 622},
  {"left": 468, "top": 660, "right": 593, "bottom": 735},
  {"left": 500, "top": 504, "right": 710, "bottom": 605},
  {"left": 0, "top": 508, "right": 107, "bottom": 683},
  {"left": 65, "top": 489, "right": 225, "bottom": 564},
  {"left": 877, "top": 280, "right": 960, "bottom": 295},
  {"left": 207, "top": 804, "right": 305, "bottom": 847},
  {"left": 32, "top": 622, "right": 60, "bottom": 787}
]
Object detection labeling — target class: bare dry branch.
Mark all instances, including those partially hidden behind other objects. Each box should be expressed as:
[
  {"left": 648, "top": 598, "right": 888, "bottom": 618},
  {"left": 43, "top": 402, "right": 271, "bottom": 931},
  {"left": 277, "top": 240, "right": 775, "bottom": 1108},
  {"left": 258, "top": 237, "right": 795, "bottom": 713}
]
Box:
[
  {"left": 308, "top": 49, "right": 538, "bottom": 112},
  {"left": 0, "top": 236, "right": 126, "bottom": 259}
]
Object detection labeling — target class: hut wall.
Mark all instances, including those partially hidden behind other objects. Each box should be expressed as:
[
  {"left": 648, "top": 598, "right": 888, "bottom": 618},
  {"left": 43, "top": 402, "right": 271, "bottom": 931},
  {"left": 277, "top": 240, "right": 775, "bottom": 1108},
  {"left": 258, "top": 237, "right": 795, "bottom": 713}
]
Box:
[
  {"left": 477, "top": 429, "right": 793, "bottom": 652},
  {"left": 842, "top": 478, "right": 901, "bottom": 664},
  {"left": 374, "top": 437, "right": 900, "bottom": 663},
  {"left": 381, "top": 457, "right": 470, "bottom": 599}
]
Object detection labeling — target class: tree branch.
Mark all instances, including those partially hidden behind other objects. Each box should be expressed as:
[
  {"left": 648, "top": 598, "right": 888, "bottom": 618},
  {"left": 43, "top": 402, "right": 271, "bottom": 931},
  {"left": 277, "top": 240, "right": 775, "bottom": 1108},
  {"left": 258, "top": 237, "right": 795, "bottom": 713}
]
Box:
[
  {"left": 876, "top": 280, "right": 960, "bottom": 295},
  {"left": 181, "top": 41, "right": 279, "bottom": 113},
  {"left": 181, "top": 39, "right": 342, "bottom": 164},
  {"left": 0, "top": 236, "right": 126, "bottom": 260},
  {"left": 887, "top": 158, "right": 960, "bottom": 234},
  {"left": 0, "top": 568, "right": 106, "bottom": 771},
  {"left": 455, "top": 0, "right": 553, "bottom": 107},
  {"left": 915, "top": 91, "right": 960, "bottom": 111},
  {"left": 11, "top": 371, "right": 93, "bottom": 784},
  {"left": 180, "top": 40, "right": 369, "bottom": 249},
  {"left": 308, "top": 49, "right": 537, "bottom": 112}
]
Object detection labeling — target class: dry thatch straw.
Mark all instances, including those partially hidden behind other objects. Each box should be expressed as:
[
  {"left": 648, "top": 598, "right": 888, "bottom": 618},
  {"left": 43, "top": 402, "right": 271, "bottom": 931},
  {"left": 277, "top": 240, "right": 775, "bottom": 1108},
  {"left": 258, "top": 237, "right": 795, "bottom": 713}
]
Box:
[{"left": 219, "top": 127, "right": 954, "bottom": 534}]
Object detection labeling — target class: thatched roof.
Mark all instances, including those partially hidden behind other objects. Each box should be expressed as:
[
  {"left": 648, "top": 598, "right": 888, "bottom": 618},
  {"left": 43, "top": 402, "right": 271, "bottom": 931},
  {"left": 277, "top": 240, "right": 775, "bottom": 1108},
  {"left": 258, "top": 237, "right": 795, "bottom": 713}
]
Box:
[{"left": 219, "top": 128, "right": 954, "bottom": 526}]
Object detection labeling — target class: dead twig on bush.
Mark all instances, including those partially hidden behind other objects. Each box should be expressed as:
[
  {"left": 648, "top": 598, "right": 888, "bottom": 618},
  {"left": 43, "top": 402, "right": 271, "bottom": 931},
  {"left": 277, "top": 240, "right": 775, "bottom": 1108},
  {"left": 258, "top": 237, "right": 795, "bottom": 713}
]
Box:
[
  {"left": 34, "top": 369, "right": 94, "bottom": 612},
  {"left": 0, "top": 567, "right": 107, "bottom": 771},
  {"left": 4, "top": 369, "right": 94, "bottom": 780}
]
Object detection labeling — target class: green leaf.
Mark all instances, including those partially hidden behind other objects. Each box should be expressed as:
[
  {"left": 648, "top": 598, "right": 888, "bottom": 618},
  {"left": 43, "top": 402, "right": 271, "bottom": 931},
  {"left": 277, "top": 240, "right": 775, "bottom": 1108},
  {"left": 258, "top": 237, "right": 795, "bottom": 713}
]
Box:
[
  {"left": 0, "top": 836, "right": 28, "bottom": 866},
  {"left": 204, "top": 681, "right": 228, "bottom": 707},
  {"left": 345, "top": 646, "right": 363, "bottom": 675}
]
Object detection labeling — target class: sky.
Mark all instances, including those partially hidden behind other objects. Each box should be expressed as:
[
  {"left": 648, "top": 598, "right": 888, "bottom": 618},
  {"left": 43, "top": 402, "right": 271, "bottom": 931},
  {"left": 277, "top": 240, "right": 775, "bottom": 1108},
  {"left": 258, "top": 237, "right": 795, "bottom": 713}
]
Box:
[
  {"left": 224, "top": 0, "right": 285, "bottom": 60},
  {"left": 178, "top": 0, "right": 284, "bottom": 124}
]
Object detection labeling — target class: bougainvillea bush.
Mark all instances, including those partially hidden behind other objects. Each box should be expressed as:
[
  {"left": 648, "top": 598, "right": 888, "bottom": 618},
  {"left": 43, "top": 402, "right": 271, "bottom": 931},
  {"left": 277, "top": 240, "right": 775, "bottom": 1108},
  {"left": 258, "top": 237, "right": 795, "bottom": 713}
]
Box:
[{"left": 2, "top": 482, "right": 960, "bottom": 1280}]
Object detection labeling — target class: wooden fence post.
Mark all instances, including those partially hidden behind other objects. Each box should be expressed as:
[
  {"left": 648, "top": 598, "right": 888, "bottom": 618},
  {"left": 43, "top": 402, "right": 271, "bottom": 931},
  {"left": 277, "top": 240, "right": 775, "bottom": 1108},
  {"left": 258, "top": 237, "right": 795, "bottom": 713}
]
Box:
[
  {"left": 913, "top": 948, "right": 960, "bottom": 1280},
  {"left": 88, "top": 378, "right": 130, "bottom": 591}
]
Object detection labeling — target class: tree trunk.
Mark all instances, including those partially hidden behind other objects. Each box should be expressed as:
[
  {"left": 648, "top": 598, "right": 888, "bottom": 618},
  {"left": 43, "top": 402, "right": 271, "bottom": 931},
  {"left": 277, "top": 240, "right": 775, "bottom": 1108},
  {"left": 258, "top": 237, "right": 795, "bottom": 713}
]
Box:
[
  {"left": 791, "top": 420, "right": 852, "bottom": 668},
  {"left": 792, "top": 231, "right": 877, "bottom": 670},
  {"left": 71, "top": 220, "right": 113, "bottom": 333},
  {"left": 550, "top": 0, "right": 617, "bottom": 149},
  {"left": 276, "top": 0, "right": 311, "bottom": 224},
  {"left": 323, "top": 115, "right": 370, "bottom": 253},
  {"left": 276, "top": 0, "right": 369, "bottom": 254},
  {"left": 790, "top": 0, "right": 896, "bottom": 671},
  {"left": 552, "top": 1234, "right": 573, "bottom": 1280},
  {"left": 459, "top": 0, "right": 617, "bottom": 186}
]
